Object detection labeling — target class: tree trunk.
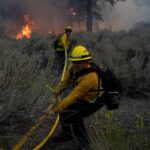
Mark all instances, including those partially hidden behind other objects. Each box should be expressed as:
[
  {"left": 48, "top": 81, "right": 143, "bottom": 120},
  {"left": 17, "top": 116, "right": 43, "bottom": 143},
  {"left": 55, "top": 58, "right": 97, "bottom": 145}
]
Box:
[{"left": 86, "top": 0, "right": 93, "bottom": 32}]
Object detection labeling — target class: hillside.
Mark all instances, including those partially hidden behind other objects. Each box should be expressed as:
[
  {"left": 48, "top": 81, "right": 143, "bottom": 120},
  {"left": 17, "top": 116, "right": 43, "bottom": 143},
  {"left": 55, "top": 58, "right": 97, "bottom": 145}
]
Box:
[{"left": 0, "top": 27, "right": 150, "bottom": 149}]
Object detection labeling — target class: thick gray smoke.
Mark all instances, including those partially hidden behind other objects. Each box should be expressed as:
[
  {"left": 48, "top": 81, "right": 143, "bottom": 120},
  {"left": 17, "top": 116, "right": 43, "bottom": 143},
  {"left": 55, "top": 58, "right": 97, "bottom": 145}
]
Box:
[
  {"left": 0, "top": 0, "right": 72, "bottom": 36},
  {"left": 0, "top": 0, "right": 150, "bottom": 35},
  {"left": 101, "top": 0, "right": 150, "bottom": 31}
]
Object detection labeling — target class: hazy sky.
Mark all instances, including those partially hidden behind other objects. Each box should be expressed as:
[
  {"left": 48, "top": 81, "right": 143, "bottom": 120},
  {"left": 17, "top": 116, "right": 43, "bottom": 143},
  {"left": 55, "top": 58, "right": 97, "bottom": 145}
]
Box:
[
  {"left": 0, "top": 0, "right": 70, "bottom": 35},
  {"left": 102, "top": 0, "right": 150, "bottom": 30},
  {"left": 0, "top": 0, "right": 150, "bottom": 34}
]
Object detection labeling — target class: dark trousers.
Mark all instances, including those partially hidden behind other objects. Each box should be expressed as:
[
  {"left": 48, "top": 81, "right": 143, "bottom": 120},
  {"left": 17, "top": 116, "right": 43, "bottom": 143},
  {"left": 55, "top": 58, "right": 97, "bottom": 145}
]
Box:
[
  {"left": 54, "top": 48, "right": 71, "bottom": 72},
  {"left": 59, "top": 99, "right": 104, "bottom": 148},
  {"left": 54, "top": 51, "right": 65, "bottom": 73}
]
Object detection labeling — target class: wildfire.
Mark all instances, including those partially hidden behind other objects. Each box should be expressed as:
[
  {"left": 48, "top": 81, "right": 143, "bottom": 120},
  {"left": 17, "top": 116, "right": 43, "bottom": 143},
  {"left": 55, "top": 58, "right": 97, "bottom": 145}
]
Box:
[{"left": 16, "top": 15, "right": 34, "bottom": 40}]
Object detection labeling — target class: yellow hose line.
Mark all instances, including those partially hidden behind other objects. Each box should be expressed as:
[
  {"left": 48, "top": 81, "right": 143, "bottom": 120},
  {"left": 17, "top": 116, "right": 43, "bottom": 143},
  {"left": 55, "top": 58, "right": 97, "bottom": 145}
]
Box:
[
  {"left": 32, "top": 86, "right": 60, "bottom": 150},
  {"left": 13, "top": 48, "right": 68, "bottom": 150},
  {"left": 12, "top": 104, "right": 53, "bottom": 150},
  {"left": 61, "top": 48, "right": 68, "bottom": 82},
  {"left": 33, "top": 115, "right": 60, "bottom": 150},
  {"left": 33, "top": 48, "right": 68, "bottom": 149}
]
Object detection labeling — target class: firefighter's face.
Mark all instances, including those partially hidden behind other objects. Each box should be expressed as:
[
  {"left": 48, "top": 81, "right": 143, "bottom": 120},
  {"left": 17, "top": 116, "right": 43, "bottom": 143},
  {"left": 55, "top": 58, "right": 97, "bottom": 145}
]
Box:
[
  {"left": 73, "top": 61, "right": 88, "bottom": 72},
  {"left": 66, "top": 31, "right": 71, "bottom": 36}
]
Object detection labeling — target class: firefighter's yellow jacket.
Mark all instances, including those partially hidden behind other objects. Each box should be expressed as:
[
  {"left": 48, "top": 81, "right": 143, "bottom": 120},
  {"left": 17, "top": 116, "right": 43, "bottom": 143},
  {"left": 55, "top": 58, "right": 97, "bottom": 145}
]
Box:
[
  {"left": 56, "top": 33, "right": 71, "bottom": 51},
  {"left": 53, "top": 64, "right": 104, "bottom": 113}
]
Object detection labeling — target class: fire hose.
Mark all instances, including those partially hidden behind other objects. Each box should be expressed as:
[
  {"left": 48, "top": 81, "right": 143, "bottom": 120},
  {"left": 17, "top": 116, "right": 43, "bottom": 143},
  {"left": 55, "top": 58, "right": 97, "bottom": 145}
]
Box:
[{"left": 12, "top": 48, "right": 68, "bottom": 150}]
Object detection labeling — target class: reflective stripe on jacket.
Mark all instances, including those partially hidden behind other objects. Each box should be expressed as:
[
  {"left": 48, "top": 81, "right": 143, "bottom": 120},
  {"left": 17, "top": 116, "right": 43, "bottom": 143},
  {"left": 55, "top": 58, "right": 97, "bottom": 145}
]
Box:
[{"left": 54, "top": 64, "right": 104, "bottom": 113}]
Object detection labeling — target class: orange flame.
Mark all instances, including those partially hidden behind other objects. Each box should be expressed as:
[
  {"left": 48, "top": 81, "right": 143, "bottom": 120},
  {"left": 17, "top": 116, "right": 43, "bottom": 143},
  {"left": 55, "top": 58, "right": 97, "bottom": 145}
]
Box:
[{"left": 16, "top": 15, "right": 34, "bottom": 40}]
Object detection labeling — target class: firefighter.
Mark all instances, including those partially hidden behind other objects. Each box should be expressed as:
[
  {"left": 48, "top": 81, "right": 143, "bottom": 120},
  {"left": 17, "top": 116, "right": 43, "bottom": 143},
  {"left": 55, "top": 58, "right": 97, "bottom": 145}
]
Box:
[
  {"left": 51, "top": 45, "right": 105, "bottom": 149},
  {"left": 55, "top": 26, "right": 72, "bottom": 52},
  {"left": 54, "top": 26, "right": 72, "bottom": 72}
]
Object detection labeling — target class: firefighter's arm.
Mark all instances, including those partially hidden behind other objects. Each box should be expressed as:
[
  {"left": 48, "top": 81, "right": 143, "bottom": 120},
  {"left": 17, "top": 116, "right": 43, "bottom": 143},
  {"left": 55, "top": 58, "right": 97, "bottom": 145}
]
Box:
[
  {"left": 53, "top": 72, "right": 98, "bottom": 113},
  {"left": 54, "top": 64, "right": 73, "bottom": 95},
  {"left": 60, "top": 34, "right": 68, "bottom": 49}
]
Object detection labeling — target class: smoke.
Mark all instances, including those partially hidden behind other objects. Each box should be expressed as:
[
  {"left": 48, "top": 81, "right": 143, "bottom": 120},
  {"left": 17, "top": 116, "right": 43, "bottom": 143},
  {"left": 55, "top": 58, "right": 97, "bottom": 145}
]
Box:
[
  {"left": 102, "top": 0, "right": 150, "bottom": 31},
  {"left": 0, "top": 0, "right": 150, "bottom": 35},
  {"left": 0, "top": 0, "right": 72, "bottom": 36}
]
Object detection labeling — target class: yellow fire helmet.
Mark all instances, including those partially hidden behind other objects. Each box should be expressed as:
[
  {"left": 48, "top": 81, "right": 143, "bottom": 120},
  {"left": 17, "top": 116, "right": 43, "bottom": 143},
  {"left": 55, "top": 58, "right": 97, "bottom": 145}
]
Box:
[
  {"left": 65, "top": 26, "right": 72, "bottom": 32},
  {"left": 69, "top": 45, "right": 92, "bottom": 61}
]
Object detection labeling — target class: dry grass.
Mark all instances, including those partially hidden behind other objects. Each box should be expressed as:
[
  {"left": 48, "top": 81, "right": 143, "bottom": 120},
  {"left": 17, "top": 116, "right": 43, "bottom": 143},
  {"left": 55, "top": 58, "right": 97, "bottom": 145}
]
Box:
[{"left": 0, "top": 27, "right": 150, "bottom": 149}]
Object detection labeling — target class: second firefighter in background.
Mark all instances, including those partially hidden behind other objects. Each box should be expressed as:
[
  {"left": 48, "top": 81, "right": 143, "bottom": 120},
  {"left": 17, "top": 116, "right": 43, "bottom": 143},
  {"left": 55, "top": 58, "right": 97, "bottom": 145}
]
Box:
[{"left": 54, "top": 26, "right": 72, "bottom": 72}]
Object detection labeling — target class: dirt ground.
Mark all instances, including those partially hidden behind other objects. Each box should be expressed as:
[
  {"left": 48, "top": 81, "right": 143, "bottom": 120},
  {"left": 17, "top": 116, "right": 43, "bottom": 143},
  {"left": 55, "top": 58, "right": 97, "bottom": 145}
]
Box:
[
  {"left": 0, "top": 90, "right": 150, "bottom": 150},
  {"left": 42, "top": 93, "right": 150, "bottom": 150}
]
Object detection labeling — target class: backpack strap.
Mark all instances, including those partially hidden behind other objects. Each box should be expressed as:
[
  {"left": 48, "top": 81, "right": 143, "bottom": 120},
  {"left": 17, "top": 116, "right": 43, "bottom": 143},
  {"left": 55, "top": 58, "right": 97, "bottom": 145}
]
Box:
[
  {"left": 74, "top": 67, "right": 95, "bottom": 81},
  {"left": 97, "top": 71, "right": 101, "bottom": 98},
  {"left": 73, "top": 63, "right": 104, "bottom": 95}
]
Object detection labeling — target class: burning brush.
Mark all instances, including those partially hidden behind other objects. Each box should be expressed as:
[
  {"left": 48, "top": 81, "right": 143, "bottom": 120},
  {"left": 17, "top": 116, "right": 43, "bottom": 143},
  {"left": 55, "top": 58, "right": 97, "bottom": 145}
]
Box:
[{"left": 16, "top": 15, "right": 34, "bottom": 40}]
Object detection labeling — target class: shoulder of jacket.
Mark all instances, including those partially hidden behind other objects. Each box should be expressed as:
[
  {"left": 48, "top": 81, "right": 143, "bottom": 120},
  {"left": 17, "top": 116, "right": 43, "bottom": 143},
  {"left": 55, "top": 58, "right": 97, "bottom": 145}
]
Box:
[
  {"left": 60, "top": 33, "right": 67, "bottom": 37},
  {"left": 86, "top": 71, "right": 98, "bottom": 77},
  {"left": 80, "top": 71, "right": 98, "bottom": 80},
  {"left": 77, "top": 72, "right": 98, "bottom": 88}
]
